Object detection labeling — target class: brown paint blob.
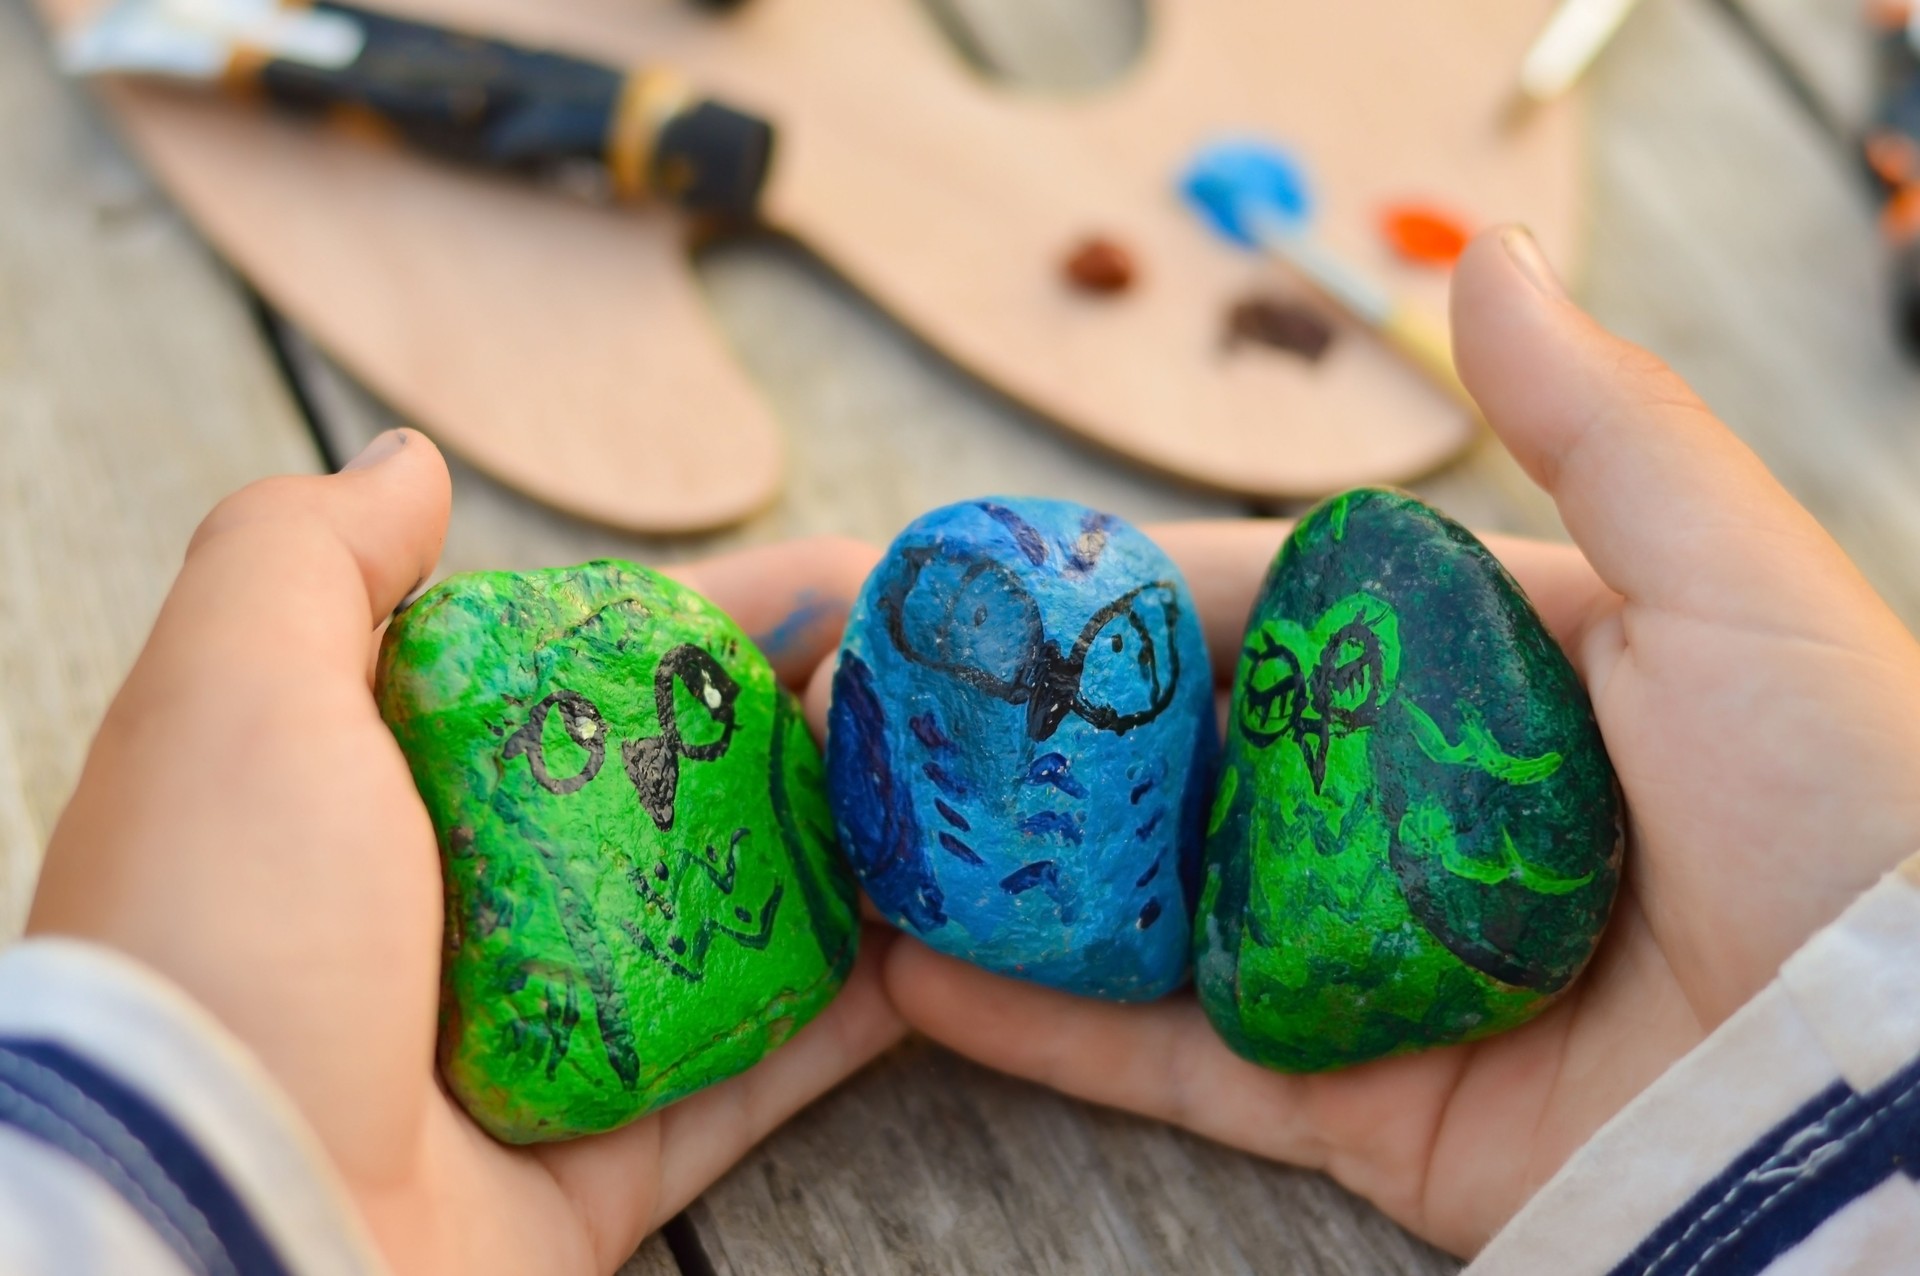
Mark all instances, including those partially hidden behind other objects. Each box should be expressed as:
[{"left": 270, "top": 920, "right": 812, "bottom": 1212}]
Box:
[
  {"left": 1380, "top": 204, "right": 1473, "bottom": 268},
  {"left": 1064, "top": 237, "right": 1137, "bottom": 294},
  {"left": 1224, "top": 297, "right": 1336, "bottom": 362}
]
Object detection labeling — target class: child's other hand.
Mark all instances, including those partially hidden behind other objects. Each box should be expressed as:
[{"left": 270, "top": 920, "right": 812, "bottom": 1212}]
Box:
[
  {"left": 26, "top": 435, "right": 903, "bottom": 1276},
  {"left": 864, "top": 228, "right": 1920, "bottom": 1257}
]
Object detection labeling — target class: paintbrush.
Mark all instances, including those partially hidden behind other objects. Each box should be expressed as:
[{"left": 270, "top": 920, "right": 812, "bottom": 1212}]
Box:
[
  {"left": 61, "top": 0, "right": 775, "bottom": 217},
  {"left": 1180, "top": 141, "right": 1474, "bottom": 412},
  {"left": 1505, "top": 0, "right": 1644, "bottom": 122}
]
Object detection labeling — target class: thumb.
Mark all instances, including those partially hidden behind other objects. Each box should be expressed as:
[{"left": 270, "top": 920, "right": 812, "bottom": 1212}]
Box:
[
  {"left": 1452, "top": 227, "right": 1859, "bottom": 626},
  {"left": 34, "top": 427, "right": 451, "bottom": 934},
  {"left": 129, "top": 429, "right": 452, "bottom": 709},
  {"left": 30, "top": 431, "right": 454, "bottom": 1171}
]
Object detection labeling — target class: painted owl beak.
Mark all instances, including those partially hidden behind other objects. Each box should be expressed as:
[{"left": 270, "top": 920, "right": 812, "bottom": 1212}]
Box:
[
  {"left": 1297, "top": 718, "right": 1331, "bottom": 794},
  {"left": 1024, "top": 640, "right": 1079, "bottom": 741},
  {"left": 1026, "top": 688, "right": 1075, "bottom": 741}
]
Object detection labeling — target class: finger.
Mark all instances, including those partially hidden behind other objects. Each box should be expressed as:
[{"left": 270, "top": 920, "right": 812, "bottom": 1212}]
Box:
[
  {"left": 1147, "top": 520, "right": 1617, "bottom": 682},
  {"left": 669, "top": 537, "right": 879, "bottom": 690},
  {"left": 1479, "top": 534, "right": 1621, "bottom": 665},
  {"left": 125, "top": 430, "right": 451, "bottom": 708},
  {"left": 31, "top": 433, "right": 451, "bottom": 1144},
  {"left": 1145, "top": 520, "right": 1287, "bottom": 677},
  {"left": 804, "top": 647, "right": 835, "bottom": 742},
  {"left": 533, "top": 927, "right": 906, "bottom": 1266},
  {"left": 1453, "top": 227, "right": 1870, "bottom": 625},
  {"left": 880, "top": 937, "right": 1331, "bottom": 1169}
]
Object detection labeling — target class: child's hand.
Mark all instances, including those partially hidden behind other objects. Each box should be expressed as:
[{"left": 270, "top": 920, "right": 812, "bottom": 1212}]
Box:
[
  {"left": 857, "top": 229, "right": 1920, "bottom": 1257},
  {"left": 25, "top": 435, "right": 904, "bottom": 1276}
]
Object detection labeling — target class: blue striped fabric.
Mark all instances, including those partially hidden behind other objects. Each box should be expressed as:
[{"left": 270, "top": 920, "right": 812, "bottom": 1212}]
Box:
[
  {"left": 1611, "top": 1052, "right": 1920, "bottom": 1275},
  {"left": 0, "top": 1037, "right": 291, "bottom": 1276}
]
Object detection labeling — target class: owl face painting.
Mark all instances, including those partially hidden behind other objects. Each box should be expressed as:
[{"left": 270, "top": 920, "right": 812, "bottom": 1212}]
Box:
[
  {"left": 1234, "top": 593, "right": 1401, "bottom": 800},
  {"left": 376, "top": 561, "right": 859, "bottom": 1143},
  {"left": 827, "top": 498, "right": 1216, "bottom": 1001},
  {"left": 1195, "top": 489, "right": 1623, "bottom": 1073}
]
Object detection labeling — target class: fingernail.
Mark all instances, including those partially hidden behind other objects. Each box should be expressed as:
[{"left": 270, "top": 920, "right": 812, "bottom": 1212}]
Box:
[
  {"left": 1502, "top": 227, "right": 1569, "bottom": 302},
  {"left": 343, "top": 429, "right": 409, "bottom": 472}
]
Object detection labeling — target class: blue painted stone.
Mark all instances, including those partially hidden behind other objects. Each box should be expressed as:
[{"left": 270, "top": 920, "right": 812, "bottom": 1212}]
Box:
[{"left": 826, "top": 498, "right": 1215, "bottom": 1000}]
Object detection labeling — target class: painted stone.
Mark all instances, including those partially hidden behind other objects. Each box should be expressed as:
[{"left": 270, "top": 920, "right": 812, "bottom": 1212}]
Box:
[
  {"left": 1196, "top": 489, "right": 1622, "bottom": 1071},
  {"left": 827, "top": 498, "right": 1215, "bottom": 1000},
  {"left": 376, "top": 561, "right": 859, "bottom": 1144}
]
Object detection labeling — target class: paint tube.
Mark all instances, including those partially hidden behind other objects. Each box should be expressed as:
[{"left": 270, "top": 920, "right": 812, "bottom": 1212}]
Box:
[{"left": 58, "top": 0, "right": 775, "bottom": 217}]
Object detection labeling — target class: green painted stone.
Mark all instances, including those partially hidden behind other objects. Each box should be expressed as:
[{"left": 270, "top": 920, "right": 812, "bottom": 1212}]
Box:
[
  {"left": 375, "top": 560, "right": 859, "bottom": 1143},
  {"left": 1195, "top": 489, "right": 1622, "bottom": 1072}
]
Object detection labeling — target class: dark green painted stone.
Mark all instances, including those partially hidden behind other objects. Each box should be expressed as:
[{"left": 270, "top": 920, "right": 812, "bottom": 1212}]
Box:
[
  {"left": 1195, "top": 489, "right": 1622, "bottom": 1072},
  {"left": 375, "top": 561, "right": 859, "bottom": 1143}
]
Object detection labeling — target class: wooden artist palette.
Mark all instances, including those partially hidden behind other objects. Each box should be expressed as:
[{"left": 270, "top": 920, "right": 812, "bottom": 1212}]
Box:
[{"left": 41, "top": 0, "right": 1582, "bottom": 531}]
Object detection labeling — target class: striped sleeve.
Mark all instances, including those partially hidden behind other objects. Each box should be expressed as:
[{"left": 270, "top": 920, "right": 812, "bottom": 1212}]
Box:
[
  {"left": 0, "top": 939, "right": 386, "bottom": 1276},
  {"left": 1471, "top": 857, "right": 1920, "bottom": 1276}
]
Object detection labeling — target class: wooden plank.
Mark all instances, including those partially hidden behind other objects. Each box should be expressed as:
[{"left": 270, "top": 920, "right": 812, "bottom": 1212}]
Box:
[
  {"left": 1584, "top": 0, "right": 1920, "bottom": 627},
  {"left": 921, "top": 0, "right": 1146, "bottom": 92},
  {"left": 683, "top": 1043, "right": 1453, "bottom": 1276},
  {"left": 614, "top": 1234, "right": 682, "bottom": 1276},
  {"left": 289, "top": 231, "right": 1242, "bottom": 581},
  {"left": 0, "top": 0, "right": 318, "bottom": 938},
  {"left": 1727, "top": 0, "right": 1874, "bottom": 132}
]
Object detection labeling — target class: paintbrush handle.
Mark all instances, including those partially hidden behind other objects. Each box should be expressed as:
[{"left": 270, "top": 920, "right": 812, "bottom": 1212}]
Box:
[
  {"left": 1518, "top": 0, "right": 1643, "bottom": 103},
  {"left": 1380, "top": 306, "right": 1477, "bottom": 412},
  {"left": 1254, "top": 229, "right": 1479, "bottom": 413},
  {"left": 244, "top": 2, "right": 773, "bottom": 216}
]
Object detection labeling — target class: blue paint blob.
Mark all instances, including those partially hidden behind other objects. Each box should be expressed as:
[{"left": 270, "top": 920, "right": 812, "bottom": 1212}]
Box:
[
  {"left": 751, "top": 589, "right": 846, "bottom": 660},
  {"left": 1179, "top": 138, "right": 1314, "bottom": 251},
  {"left": 938, "top": 832, "right": 985, "bottom": 865},
  {"left": 826, "top": 497, "right": 1217, "bottom": 1000},
  {"left": 1019, "top": 810, "right": 1085, "bottom": 845},
  {"left": 1001, "top": 860, "right": 1063, "bottom": 895},
  {"left": 922, "top": 762, "right": 966, "bottom": 798},
  {"left": 910, "top": 713, "right": 954, "bottom": 751},
  {"left": 1027, "top": 753, "right": 1088, "bottom": 798},
  {"left": 978, "top": 502, "right": 1051, "bottom": 566}
]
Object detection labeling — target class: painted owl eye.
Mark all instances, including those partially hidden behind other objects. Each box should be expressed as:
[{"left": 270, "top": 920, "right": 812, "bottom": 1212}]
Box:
[
  {"left": 1237, "top": 627, "right": 1304, "bottom": 748},
  {"left": 1314, "top": 619, "right": 1388, "bottom": 733},
  {"left": 656, "top": 645, "right": 740, "bottom": 761},
  {"left": 880, "top": 546, "right": 1044, "bottom": 698},
  {"left": 1076, "top": 581, "right": 1180, "bottom": 728},
  {"left": 504, "top": 690, "right": 608, "bottom": 795},
  {"left": 1068, "top": 580, "right": 1183, "bottom": 735},
  {"left": 621, "top": 645, "right": 743, "bottom": 833}
]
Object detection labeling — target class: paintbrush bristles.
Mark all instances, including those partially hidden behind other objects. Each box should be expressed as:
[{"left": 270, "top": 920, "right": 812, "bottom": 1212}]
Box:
[{"left": 1247, "top": 216, "right": 1474, "bottom": 412}]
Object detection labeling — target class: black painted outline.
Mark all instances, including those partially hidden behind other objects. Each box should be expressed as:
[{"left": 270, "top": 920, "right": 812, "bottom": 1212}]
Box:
[{"left": 878, "top": 544, "right": 1183, "bottom": 742}]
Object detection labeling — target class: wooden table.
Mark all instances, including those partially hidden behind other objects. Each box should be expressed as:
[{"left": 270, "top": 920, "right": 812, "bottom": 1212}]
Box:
[{"left": 4, "top": 0, "right": 1915, "bottom": 1270}]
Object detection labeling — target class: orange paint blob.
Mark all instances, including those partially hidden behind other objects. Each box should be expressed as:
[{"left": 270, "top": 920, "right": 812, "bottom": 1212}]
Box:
[
  {"left": 1866, "top": 0, "right": 1912, "bottom": 32},
  {"left": 1380, "top": 204, "right": 1473, "bottom": 268},
  {"left": 1885, "top": 186, "right": 1920, "bottom": 245},
  {"left": 1867, "top": 132, "right": 1920, "bottom": 187}
]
